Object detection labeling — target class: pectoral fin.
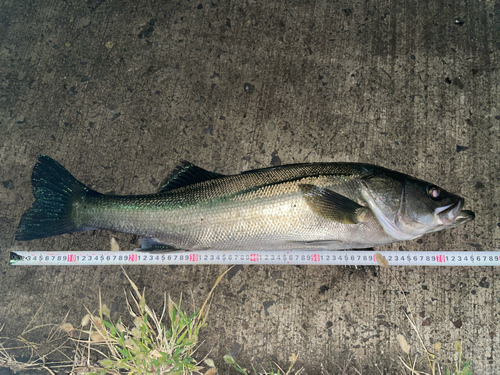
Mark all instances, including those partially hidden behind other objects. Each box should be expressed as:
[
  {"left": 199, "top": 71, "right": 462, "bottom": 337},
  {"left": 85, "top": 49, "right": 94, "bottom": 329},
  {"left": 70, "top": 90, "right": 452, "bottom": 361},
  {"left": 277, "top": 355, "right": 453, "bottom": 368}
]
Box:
[{"left": 299, "top": 184, "right": 366, "bottom": 224}]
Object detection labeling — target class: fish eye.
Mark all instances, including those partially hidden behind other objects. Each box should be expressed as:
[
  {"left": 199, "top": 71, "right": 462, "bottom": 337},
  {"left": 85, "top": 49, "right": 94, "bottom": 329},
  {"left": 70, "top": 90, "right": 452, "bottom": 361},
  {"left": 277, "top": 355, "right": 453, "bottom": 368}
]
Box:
[{"left": 427, "top": 186, "right": 441, "bottom": 199}]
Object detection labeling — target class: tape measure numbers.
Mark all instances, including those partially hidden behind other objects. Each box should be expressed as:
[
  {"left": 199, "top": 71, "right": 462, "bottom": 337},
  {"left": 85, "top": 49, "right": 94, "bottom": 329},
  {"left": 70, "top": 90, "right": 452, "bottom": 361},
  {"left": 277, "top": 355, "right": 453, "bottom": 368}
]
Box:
[{"left": 9, "top": 250, "right": 500, "bottom": 266}]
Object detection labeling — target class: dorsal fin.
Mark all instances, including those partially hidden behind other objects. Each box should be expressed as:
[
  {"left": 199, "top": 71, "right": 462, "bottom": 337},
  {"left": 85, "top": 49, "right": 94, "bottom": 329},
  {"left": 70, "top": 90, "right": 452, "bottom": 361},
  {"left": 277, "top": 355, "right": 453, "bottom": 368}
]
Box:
[{"left": 158, "top": 161, "right": 224, "bottom": 193}]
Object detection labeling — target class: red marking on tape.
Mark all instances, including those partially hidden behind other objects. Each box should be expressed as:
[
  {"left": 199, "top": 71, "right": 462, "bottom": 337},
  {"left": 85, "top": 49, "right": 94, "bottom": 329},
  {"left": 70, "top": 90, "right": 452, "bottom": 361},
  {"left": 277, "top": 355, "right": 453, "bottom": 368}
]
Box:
[
  {"left": 250, "top": 254, "right": 259, "bottom": 261},
  {"left": 311, "top": 254, "right": 320, "bottom": 262},
  {"left": 189, "top": 254, "right": 199, "bottom": 261},
  {"left": 67, "top": 254, "right": 76, "bottom": 262},
  {"left": 436, "top": 255, "right": 445, "bottom": 262},
  {"left": 129, "top": 254, "right": 138, "bottom": 262}
]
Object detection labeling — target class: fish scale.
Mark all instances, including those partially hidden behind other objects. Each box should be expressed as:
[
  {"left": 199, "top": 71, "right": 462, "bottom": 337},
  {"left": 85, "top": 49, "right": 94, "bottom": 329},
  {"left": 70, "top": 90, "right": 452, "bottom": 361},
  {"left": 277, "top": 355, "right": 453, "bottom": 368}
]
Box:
[
  {"left": 76, "top": 178, "right": 380, "bottom": 250},
  {"left": 15, "top": 155, "right": 474, "bottom": 251}
]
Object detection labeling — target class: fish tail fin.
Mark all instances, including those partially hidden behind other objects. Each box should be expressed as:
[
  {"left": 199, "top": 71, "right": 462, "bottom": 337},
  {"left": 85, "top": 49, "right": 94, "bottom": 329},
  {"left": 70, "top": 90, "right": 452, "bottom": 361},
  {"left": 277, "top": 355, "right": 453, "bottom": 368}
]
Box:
[{"left": 15, "top": 155, "right": 100, "bottom": 241}]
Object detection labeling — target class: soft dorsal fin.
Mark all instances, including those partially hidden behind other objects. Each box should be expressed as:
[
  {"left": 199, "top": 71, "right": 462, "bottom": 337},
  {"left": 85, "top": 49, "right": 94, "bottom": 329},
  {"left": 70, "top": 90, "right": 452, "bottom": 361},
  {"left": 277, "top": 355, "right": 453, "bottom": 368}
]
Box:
[
  {"left": 158, "top": 161, "right": 224, "bottom": 193},
  {"left": 299, "top": 184, "right": 368, "bottom": 224}
]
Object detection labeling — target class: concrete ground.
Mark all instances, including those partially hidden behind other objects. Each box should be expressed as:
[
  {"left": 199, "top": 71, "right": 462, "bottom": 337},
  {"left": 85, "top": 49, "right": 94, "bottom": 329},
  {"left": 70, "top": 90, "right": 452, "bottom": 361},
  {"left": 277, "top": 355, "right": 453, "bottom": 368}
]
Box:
[{"left": 1, "top": 0, "right": 499, "bottom": 373}]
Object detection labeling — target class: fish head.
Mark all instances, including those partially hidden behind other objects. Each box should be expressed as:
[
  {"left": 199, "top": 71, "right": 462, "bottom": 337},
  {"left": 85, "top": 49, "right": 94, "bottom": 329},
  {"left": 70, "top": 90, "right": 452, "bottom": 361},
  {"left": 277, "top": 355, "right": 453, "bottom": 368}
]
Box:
[
  {"left": 361, "top": 171, "right": 475, "bottom": 240},
  {"left": 399, "top": 177, "right": 475, "bottom": 233}
]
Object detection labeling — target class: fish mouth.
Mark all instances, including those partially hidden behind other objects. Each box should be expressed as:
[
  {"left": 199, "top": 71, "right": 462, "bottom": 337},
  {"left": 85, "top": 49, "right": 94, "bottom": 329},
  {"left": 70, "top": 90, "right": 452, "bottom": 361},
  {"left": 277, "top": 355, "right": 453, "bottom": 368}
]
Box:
[
  {"left": 452, "top": 209, "right": 475, "bottom": 225},
  {"left": 436, "top": 198, "right": 475, "bottom": 225}
]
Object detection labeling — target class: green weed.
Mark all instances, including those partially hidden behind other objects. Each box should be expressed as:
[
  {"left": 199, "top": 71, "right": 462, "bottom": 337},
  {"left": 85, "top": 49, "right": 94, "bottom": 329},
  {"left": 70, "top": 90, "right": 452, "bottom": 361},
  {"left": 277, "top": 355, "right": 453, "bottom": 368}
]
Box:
[
  {"left": 69, "top": 267, "right": 229, "bottom": 375},
  {"left": 223, "top": 352, "right": 303, "bottom": 375}
]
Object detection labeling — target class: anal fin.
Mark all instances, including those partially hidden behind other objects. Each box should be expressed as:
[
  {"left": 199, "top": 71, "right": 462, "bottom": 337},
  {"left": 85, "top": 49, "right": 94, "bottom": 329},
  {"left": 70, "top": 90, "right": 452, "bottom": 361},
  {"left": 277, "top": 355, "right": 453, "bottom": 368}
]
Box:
[
  {"left": 286, "top": 240, "right": 343, "bottom": 249},
  {"left": 287, "top": 240, "right": 343, "bottom": 246},
  {"left": 134, "top": 238, "right": 181, "bottom": 252}
]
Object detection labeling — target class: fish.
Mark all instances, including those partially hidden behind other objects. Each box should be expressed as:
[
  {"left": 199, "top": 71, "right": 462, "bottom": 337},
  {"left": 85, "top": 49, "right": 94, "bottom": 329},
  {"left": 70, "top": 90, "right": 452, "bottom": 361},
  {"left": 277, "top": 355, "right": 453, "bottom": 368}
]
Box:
[{"left": 15, "top": 155, "right": 475, "bottom": 251}]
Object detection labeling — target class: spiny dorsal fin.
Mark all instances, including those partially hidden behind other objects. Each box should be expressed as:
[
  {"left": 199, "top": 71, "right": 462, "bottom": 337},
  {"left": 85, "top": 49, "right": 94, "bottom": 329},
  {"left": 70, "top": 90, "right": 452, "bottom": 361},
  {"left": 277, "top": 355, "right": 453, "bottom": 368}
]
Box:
[
  {"left": 299, "top": 184, "right": 367, "bottom": 224},
  {"left": 158, "top": 161, "right": 224, "bottom": 193}
]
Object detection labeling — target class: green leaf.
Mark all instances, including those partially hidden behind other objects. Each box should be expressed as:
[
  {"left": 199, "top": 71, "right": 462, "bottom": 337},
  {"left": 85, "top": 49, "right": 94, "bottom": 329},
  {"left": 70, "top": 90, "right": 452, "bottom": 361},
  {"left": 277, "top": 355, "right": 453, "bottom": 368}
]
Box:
[
  {"left": 224, "top": 355, "right": 237, "bottom": 365},
  {"left": 204, "top": 358, "right": 215, "bottom": 367},
  {"left": 117, "top": 346, "right": 131, "bottom": 358},
  {"left": 101, "top": 359, "right": 114, "bottom": 367},
  {"left": 115, "top": 360, "right": 131, "bottom": 369},
  {"left": 117, "top": 332, "right": 125, "bottom": 346},
  {"left": 176, "top": 329, "right": 188, "bottom": 345},
  {"left": 150, "top": 359, "right": 161, "bottom": 367},
  {"left": 163, "top": 357, "right": 174, "bottom": 365},
  {"left": 131, "top": 337, "right": 149, "bottom": 352},
  {"left": 141, "top": 334, "right": 153, "bottom": 345},
  {"left": 190, "top": 309, "right": 200, "bottom": 320}
]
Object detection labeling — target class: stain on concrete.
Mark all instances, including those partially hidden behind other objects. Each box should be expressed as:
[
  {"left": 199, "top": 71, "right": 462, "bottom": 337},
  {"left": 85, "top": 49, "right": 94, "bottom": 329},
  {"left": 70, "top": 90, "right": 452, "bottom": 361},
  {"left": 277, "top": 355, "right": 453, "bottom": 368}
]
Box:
[{"left": 263, "top": 301, "right": 276, "bottom": 317}]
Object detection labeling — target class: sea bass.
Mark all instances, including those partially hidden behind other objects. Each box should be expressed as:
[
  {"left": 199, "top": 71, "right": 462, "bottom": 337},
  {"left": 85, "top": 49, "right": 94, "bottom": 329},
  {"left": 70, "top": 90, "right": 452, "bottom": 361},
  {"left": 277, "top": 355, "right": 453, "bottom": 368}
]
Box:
[{"left": 16, "top": 155, "right": 474, "bottom": 251}]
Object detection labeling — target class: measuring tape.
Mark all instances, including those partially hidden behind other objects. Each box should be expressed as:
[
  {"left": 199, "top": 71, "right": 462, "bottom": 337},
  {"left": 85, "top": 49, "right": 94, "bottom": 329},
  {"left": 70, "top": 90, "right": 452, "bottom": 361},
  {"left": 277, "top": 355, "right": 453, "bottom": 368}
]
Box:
[{"left": 9, "top": 250, "right": 500, "bottom": 266}]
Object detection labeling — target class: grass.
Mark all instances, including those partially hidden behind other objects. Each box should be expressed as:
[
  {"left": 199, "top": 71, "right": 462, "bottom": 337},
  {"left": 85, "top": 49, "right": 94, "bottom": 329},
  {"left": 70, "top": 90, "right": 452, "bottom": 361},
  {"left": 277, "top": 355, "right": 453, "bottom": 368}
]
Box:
[
  {"left": 0, "top": 263, "right": 230, "bottom": 375},
  {"left": 68, "top": 266, "right": 230, "bottom": 375},
  {"left": 375, "top": 253, "right": 473, "bottom": 375},
  {"left": 0, "top": 307, "right": 74, "bottom": 374},
  {"left": 223, "top": 352, "right": 302, "bottom": 375},
  {"left": 0, "top": 263, "right": 304, "bottom": 375},
  {"left": 1, "top": 252, "right": 474, "bottom": 374}
]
